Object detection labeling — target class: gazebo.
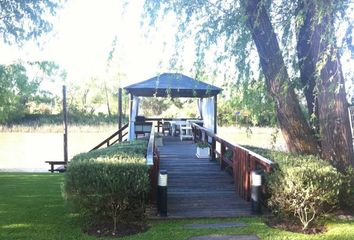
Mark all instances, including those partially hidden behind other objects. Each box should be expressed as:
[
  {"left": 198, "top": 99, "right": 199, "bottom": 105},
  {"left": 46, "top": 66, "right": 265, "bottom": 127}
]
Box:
[{"left": 124, "top": 73, "right": 222, "bottom": 140}]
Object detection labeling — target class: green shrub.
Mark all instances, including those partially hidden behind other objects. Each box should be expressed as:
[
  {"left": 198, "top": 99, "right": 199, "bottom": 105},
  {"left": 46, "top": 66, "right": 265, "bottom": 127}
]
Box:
[
  {"left": 63, "top": 141, "right": 149, "bottom": 233},
  {"left": 243, "top": 145, "right": 293, "bottom": 164},
  {"left": 71, "top": 140, "right": 148, "bottom": 162},
  {"left": 267, "top": 156, "right": 342, "bottom": 230},
  {"left": 339, "top": 166, "right": 354, "bottom": 211},
  {"left": 245, "top": 146, "right": 347, "bottom": 228}
]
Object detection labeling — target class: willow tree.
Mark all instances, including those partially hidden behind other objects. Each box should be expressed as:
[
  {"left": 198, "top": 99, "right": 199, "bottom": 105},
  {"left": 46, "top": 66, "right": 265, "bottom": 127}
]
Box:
[
  {"left": 295, "top": 1, "right": 353, "bottom": 171},
  {"left": 144, "top": 0, "right": 354, "bottom": 171}
]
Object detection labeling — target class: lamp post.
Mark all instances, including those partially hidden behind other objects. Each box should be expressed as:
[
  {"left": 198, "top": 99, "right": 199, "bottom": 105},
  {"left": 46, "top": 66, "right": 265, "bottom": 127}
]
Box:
[
  {"left": 251, "top": 171, "right": 262, "bottom": 214},
  {"left": 157, "top": 170, "right": 168, "bottom": 217}
]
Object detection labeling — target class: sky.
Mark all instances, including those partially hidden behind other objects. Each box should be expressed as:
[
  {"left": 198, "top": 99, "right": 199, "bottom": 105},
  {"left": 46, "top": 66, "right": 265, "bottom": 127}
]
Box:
[
  {"left": 0, "top": 0, "right": 353, "bottom": 98},
  {"left": 0, "top": 0, "right": 193, "bottom": 87}
]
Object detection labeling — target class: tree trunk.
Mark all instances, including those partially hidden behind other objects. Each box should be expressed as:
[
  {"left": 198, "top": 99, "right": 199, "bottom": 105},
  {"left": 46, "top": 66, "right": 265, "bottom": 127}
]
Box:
[
  {"left": 297, "top": 1, "right": 354, "bottom": 171},
  {"left": 244, "top": 0, "right": 319, "bottom": 154},
  {"left": 103, "top": 80, "right": 111, "bottom": 117},
  {"left": 297, "top": 4, "right": 320, "bottom": 134},
  {"left": 319, "top": 53, "right": 354, "bottom": 171},
  {"left": 82, "top": 88, "right": 89, "bottom": 111}
]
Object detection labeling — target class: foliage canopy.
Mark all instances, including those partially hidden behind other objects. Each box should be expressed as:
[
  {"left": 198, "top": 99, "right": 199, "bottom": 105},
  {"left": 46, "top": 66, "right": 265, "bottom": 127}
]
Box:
[
  {"left": 0, "top": 61, "right": 62, "bottom": 123},
  {"left": 143, "top": 0, "right": 354, "bottom": 171},
  {"left": 0, "top": 0, "right": 62, "bottom": 45}
]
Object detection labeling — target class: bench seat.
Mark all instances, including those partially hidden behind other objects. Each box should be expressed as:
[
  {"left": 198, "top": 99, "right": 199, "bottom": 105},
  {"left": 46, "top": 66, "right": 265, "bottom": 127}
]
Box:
[{"left": 45, "top": 161, "right": 67, "bottom": 173}]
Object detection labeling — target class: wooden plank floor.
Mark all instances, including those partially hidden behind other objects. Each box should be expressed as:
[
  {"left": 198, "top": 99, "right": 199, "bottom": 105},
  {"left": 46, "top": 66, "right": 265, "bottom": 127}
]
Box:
[{"left": 158, "top": 136, "right": 252, "bottom": 218}]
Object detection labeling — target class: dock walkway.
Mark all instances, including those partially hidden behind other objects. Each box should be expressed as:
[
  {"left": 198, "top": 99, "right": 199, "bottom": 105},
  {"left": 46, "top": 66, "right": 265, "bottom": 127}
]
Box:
[{"left": 158, "top": 136, "right": 252, "bottom": 218}]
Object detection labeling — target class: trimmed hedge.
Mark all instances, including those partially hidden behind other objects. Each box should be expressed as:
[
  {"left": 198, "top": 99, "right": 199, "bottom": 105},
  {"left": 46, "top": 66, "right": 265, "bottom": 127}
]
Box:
[
  {"left": 63, "top": 140, "right": 149, "bottom": 233},
  {"left": 71, "top": 140, "right": 148, "bottom": 162},
  {"left": 245, "top": 146, "right": 344, "bottom": 230},
  {"left": 268, "top": 156, "right": 342, "bottom": 230}
]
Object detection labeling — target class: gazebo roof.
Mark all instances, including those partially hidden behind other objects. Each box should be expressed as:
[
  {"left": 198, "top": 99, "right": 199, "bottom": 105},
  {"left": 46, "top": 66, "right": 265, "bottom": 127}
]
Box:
[{"left": 124, "top": 73, "right": 222, "bottom": 98}]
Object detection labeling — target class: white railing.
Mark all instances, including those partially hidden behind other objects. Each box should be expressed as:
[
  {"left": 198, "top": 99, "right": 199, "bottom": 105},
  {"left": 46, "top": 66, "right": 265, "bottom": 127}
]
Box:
[{"left": 146, "top": 123, "right": 156, "bottom": 166}]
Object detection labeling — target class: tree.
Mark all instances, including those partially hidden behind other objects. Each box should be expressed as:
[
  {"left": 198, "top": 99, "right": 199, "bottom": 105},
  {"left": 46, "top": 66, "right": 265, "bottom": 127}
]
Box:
[
  {"left": 0, "top": 64, "right": 28, "bottom": 122},
  {"left": 244, "top": 0, "right": 319, "bottom": 154},
  {"left": 0, "top": 62, "right": 61, "bottom": 122},
  {"left": 0, "top": 0, "right": 62, "bottom": 45},
  {"left": 0, "top": 1, "right": 62, "bottom": 121},
  {"left": 218, "top": 79, "right": 277, "bottom": 127},
  {"left": 140, "top": 97, "right": 170, "bottom": 116},
  {"left": 143, "top": 0, "right": 354, "bottom": 170},
  {"left": 295, "top": 1, "right": 354, "bottom": 172}
]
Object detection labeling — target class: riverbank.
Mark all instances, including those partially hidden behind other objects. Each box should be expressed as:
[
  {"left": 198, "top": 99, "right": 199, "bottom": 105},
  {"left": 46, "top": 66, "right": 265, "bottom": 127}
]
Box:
[{"left": 0, "top": 113, "right": 127, "bottom": 133}]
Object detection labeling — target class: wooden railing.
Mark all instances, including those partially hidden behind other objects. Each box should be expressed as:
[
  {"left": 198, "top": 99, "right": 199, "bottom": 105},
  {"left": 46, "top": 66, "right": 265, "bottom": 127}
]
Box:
[
  {"left": 191, "top": 123, "right": 275, "bottom": 202},
  {"left": 146, "top": 123, "right": 160, "bottom": 202},
  {"left": 89, "top": 123, "right": 129, "bottom": 151}
]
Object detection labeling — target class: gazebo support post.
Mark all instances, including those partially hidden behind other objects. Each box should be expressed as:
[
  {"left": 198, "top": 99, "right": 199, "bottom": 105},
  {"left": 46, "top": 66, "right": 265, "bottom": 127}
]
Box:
[
  {"left": 118, "top": 88, "right": 122, "bottom": 141},
  {"left": 214, "top": 95, "right": 217, "bottom": 134},
  {"left": 129, "top": 93, "right": 133, "bottom": 140},
  {"left": 63, "top": 85, "right": 68, "bottom": 164},
  {"left": 199, "top": 97, "right": 203, "bottom": 119},
  {"left": 211, "top": 95, "right": 217, "bottom": 161}
]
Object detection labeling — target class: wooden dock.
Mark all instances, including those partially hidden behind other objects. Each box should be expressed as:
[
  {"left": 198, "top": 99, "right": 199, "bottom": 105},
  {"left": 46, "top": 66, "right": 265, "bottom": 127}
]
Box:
[{"left": 158, "top": 136, "right": 252, "bottom": 218}]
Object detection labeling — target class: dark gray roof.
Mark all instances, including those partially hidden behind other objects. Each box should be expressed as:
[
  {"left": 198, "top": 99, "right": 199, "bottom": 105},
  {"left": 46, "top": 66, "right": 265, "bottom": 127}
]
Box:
[{"left": 124, "top": 73, "right": 222, "bottom": 97}]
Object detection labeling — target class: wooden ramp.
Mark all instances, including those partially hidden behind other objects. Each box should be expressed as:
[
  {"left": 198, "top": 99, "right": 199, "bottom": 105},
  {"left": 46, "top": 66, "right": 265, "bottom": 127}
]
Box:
[{"left": 158, "top": 136, "right": 252, "bottom": 218}]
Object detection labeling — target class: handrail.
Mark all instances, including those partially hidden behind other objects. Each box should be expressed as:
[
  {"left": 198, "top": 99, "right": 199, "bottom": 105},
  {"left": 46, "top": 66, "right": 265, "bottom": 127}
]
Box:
[
  {"left": 191, "top": 123, "right": 275, "bottom": 167},
  {"left": 110, "top": 132, "right": 128, "bottom": 145},
  {"left": 191, "top": 123, "right": 276, "bottom": 201},
  {"left": 90, "top": 123, "right": 129, "bottom": 151},
  {"left": 146, "top": 122, "right": 160, "bottom": 202},
  {"left": 146, "top": 122, "right": 155, "bottom": 166}
]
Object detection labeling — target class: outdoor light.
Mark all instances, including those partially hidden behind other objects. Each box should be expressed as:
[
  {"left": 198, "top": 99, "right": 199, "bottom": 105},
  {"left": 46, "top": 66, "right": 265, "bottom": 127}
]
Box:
[
  {"left": 251, "top": 171, "right": 262, "bottom": 187},
  {"left": 158, "top": 170, "right": 168, "bottom": 187},
  {"left": 251, "top": 170, "right": 262, "bottom": 214},
  {"left": 157, "top": 170, "right": 168, "bottom": 217}
]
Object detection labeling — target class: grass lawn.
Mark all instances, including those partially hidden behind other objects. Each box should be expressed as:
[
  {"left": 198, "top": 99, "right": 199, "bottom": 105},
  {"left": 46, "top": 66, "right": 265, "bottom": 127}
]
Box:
[{"left": 0, "top": 173, "right": 353, "bottom": 240}]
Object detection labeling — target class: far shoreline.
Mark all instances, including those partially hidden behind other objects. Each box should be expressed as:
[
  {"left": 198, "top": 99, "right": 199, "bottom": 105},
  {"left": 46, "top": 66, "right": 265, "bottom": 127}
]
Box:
[{"left": 0, "top": 123, "right": 118, "bottom": 133}]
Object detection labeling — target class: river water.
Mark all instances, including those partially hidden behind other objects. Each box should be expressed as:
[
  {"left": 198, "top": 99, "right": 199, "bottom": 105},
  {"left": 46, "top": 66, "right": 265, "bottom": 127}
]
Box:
[
  {"left": 0, "top": 126, "right": 286, "bottom": 172},
  {"left": 0, "top": 132, "right": 110, "bottom": 172}
]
